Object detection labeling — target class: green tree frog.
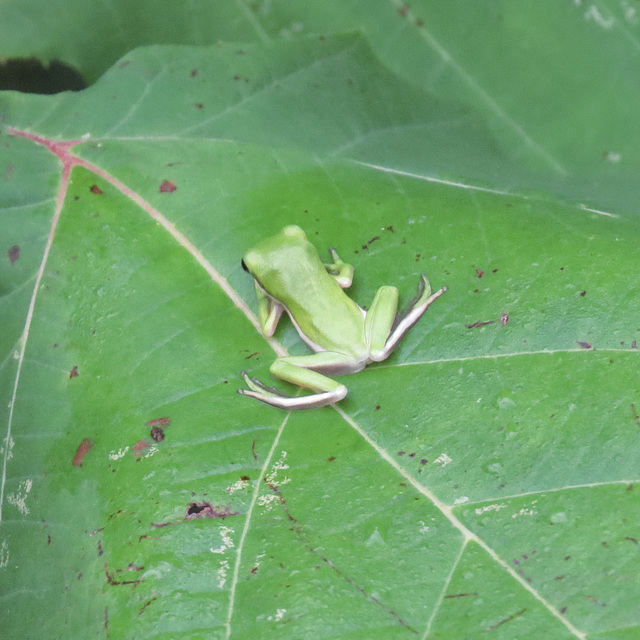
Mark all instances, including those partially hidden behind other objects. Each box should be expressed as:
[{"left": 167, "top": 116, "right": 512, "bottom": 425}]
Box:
[{"left": 238, "top": 225, "right": 447, "bottom": 410}]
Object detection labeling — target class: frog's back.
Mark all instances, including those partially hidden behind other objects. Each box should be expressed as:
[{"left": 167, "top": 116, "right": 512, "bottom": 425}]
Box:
[{"left": 253, "top": 236, "right": 366, "bottom": 355}]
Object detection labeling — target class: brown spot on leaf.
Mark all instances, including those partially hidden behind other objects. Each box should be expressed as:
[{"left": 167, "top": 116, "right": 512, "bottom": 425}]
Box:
[
  {"left": 69, "top": 365, "right": 79, "bottom": 379},
  {"left": 579, "top": 290, "right": 587, "bottom": 296},
  {"left": 190, "top": 69, "right": 197, "bottom": 77},
  {"left": 466, "top": 320, "right": 495, "bottom": 329},
  {"left": 475, "top": 269, "right": 484, "bottom": 278},
  {"left": 8, "top": 245, "right": 19, "bottom": 264},
  {"left": 150, "top": 426, "right": 165, "bottom": 442},
  {"left": 631, "top": 404, "right": 640, "bottom": 429},
  {"left": 90, "top": 184, "right": 103, "bottom": 194},
  {"left": 577, "top": 341, "right": 592, "bottom": 349},
  {"left": 185, "top": 502, "right": 238, "bottom": 520},
  {"left": 159, "top": 180, "right": 177, "bottom": 193},
  {"left": 500, "top": 313, "right": 509, "bottom": 326},
  {"left": 133, "top": 440, "right": 150, "bottom": 457},
  {"left": 398, "top": 3, "right": 411, "bottom": 17},
  {"left": 72, "top": 438, "right": 94, "bottom": 467},
  {"left": 138, "top": 598, "right": 157, "bottom": 616},
  {"left": 104, "top": 563, "right": 143, "bottom": 587},
  {"left": 146, "top": 417, "right": 171, "bottom": 427},
  {"left": 484, "top": 608, "right": 527, "bottom": 631}
]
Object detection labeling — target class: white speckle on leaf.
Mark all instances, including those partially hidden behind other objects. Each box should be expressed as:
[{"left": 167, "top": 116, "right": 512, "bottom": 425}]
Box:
[
  {"left": 109, "top": 446, "right": 129, "bottom": 460},
  {"left": 550, "top": 511, "right": 568, "bottom": 524},
  {"left": 12, "top": 350, "right": 19, "bottom": 360},
  {"left": 81, "top": 132, "right": 91, "bottom": 140},
  {"left": 604, "top": 151, "right": 622, "bottom": 163},
  {"left": 418, "top": 521, "right": 430, "bottom": 533},
  {"left": 498, "top": 397, "right": 516, "bottom": 410},
  {"left": 265, "top": 451, "right": 290, "bottom": 487},
  {"left": 210, "top": 525, "right": 235, "bottom": 554},
  {"left": 267, "top": 608, "right": 287, "bottom": 622},
  {"left": 217, "top": 559, "right": 229, "bottom": 589},
  {"left": 475, "top": 503, "right": 507, "bottom": 515},
  {"left": 7, "top": 479, "right": 32, "bottom": 515},
  {"left": 584, "top": 4, "right": 615, "bottom": 28},
  {"left": 433, "top": 453, "right": 452, "bottom": 467},
  {"left": 365, "top": 527, "right": 386, "bottom": 547},
  {"left": 512, "top": 507, "right": 537, "bottom": 519},
  {"left": 0, "top": 437, "right": 14, "bottom": 461},
  {"left": 454, "top": 496, "right": 469, "bottom": 505},
  {"left": 258, "top": 493, "right": 280, "bottom": 512},
  {"left": 227, "top": 477, "right": 251, "bottom": 494},
  {"left": 0, "top": 540, "right": 8, "bottom": 568},
  {"left": 622, "top": 0, "right": 638, "bottom": 23}
]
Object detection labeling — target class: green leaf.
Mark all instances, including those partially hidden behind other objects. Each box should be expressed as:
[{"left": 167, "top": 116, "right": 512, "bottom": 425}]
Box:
[{"left": 1, "top": 30, "right": 639, "bottom": 640}]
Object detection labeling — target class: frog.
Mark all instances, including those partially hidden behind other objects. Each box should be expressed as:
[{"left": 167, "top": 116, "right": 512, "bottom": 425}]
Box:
[{"left": 238, "top": 225, "right": 446, "bottom": 409}]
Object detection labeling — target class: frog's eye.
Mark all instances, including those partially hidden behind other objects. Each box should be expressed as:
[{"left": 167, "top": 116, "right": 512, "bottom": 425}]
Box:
[{"left": 241, "top": 259, "right": 249, "bottom": 272}]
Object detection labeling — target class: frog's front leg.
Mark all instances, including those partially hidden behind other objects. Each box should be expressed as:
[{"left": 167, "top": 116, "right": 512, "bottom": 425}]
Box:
[
  {"left": 324, "top": 248, "right": 354, "bottom": 288},
  {"left": 367, "top": 275, "right": 447, "bottom": 361},
  {"left": 238, "top": 352, "right": 356, "bottom": 410}
]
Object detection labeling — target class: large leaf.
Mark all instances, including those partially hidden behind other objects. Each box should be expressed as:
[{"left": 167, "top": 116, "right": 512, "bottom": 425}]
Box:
[
  {"left": 1, "top": 1, "right": 639, "bottom": 214},
  {"left": 1, "top": 32, "right": 639, "bottom": 640}
]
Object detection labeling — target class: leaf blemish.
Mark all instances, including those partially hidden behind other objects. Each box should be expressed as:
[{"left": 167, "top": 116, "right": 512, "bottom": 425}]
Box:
[
  {"left": 150, "top": 426, "right": 165, "bottom": 442},
  {"left": 159, "top": 180, "right": 177, "bottom": 193},
  {"left": 72, "top": 438, "right": 94, "bottom": 467},
  {"left": 90, "top": 184, "right": 103, "bottom": 194},
  {"left": 8, "top": 244, "right": 19, "bottom": 264},
  {"left": 146, "top": 417, "right": 171, "bottom": 427},
  {"left": 465, "top": 320, "right": 495, "bottom": 329},
  {"left": 69, "top": 365, "right": 79, "bottom": 379},
  {"left": 630, "top": 404, "right": 640, "bottom": 428},
  {"left": 186, "top": 502, "right": 239, "bottom": 520}
]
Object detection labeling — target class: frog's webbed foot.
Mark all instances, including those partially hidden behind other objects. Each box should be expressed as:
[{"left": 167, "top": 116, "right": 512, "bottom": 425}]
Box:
[
  {"left": 238, "top": 368, "right": 347, "bottom": 411},
  {"left": 387, "top": 275, "right": 447, "bottom": 353},
  {"left": 368, "top": 275, "right": 447, "bottom": 362}
]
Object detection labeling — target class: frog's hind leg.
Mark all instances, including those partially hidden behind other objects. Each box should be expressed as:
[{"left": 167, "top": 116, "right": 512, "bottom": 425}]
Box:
[
  {"left": 370, "top": 275, "right": 447, "bottom": 361},
  {"left": 239, "top": 352, "right": 354, "bottom": 410}
]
